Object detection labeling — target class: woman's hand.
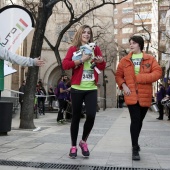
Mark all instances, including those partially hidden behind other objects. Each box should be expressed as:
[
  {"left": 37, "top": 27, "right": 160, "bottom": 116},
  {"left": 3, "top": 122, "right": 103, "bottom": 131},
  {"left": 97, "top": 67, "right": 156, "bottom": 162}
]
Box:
[
  {"left": 35, "top": 57, "right": 45, "bottom": 67},
  {"left": 122, "top": 83, "right": 131, "bottom": 96},
  {"left": 81, "top": 52, "right": 91, "bottom": 62},
  {"left": 66, "top": 87, "right": 71, "bottom": 91},
  {"left": 94, "top": 56, "right": 103, "bottom": 63}
]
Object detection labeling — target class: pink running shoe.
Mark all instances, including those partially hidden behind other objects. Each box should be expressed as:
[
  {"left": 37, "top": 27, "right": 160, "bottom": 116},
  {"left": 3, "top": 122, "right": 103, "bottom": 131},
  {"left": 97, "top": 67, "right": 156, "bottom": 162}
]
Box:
[
  {"left": 69, "top": 146, "right": 77, "bottom": 158},
  {"left": 79, "top": 140, "right": 90, "bottom": 157}
]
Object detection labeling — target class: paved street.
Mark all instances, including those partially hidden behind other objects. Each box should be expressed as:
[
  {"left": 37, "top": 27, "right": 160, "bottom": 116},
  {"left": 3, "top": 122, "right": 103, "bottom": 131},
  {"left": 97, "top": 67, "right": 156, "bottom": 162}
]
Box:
[{"left": 0, "top": 108, "right": 170, "bottom": 170}]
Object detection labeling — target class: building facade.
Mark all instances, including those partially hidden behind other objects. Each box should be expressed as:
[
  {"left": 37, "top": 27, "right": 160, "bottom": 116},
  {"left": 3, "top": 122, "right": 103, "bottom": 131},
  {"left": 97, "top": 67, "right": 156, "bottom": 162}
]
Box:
[
  {"left": 114, "top": 0, "right": 157, "bottom": 56},
  {"left": 160, "top": 0, "right": 170, "bottom": 81}
]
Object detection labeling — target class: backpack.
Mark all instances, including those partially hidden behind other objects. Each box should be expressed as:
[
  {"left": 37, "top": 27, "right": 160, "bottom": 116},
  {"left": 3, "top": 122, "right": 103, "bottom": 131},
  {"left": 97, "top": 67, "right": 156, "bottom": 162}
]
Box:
[{"left": 54, "top": 85, "right": 60, "bottom": 100}]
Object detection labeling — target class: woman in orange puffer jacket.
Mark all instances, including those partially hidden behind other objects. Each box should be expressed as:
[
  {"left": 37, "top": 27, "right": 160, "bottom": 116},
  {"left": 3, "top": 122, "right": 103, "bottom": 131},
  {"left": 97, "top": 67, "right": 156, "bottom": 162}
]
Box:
[{"left": 115, "top": 36, "right": 162, "bottom": 161}]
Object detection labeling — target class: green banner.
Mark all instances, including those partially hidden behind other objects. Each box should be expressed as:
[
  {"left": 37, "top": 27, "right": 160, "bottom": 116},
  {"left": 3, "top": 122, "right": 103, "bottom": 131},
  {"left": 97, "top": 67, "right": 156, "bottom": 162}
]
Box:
[{"left": 0, "top": 60, "right": 4, "bottom": 91}]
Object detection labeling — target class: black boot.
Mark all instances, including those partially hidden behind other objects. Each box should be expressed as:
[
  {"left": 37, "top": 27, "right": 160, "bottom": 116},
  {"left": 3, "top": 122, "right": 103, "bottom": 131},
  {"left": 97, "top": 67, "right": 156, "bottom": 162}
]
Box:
[
  {"left": 132, "top": 146, "right": 140, "bottom": 160},
  {"left": 137, "top": 145, "right": 140, "bottom": 151},
  {"left": 132, "top": 145, "right": 140, "bottom": 151}
]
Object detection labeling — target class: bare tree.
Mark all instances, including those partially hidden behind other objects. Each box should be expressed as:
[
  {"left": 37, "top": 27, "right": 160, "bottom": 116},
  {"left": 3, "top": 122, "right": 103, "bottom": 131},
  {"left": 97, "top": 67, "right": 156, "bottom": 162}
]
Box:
[{"left": 20, "top": 0, "right": 57, "bottom": 128}]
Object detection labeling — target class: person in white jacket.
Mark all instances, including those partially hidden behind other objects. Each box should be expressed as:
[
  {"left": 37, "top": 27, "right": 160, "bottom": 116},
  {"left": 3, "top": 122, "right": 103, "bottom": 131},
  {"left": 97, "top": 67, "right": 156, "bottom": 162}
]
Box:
[{"left": 0, "top": 45, "right": 45, "bottom": 67}]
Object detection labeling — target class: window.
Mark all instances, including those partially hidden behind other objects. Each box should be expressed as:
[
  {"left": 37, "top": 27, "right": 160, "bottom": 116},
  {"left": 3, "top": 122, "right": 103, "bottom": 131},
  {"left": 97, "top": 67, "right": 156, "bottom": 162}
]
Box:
[
  {"left": 142, "top": 34, "right": 150, "bottom": 41},
  {"left": 135, "top": 5, "right": 151, "bottom": 12},
  {"left": 137, "top": 26, "right": 148, "bottom": 32},
  {"left": 135, "top": 13, "right": 152, "bottom": 20},
  {"left": 122, "top": 38, "right": 129, "bottom": 44},
  {"left": 135, "top": 0, "right": 152, "bottom": 3},
  {"left": 114, "top": 29, "right": 118, "bottom": 34},
  {"left": 160, "top": 12, "right": 166, "bottom": 24},
  {"left": 122, "top": 18, "right": 133, "bottom": 23},
  {"left": 114, "top": 9, "right": 118, "bottom": 14},
  {"left": 122, "top": 28, "right": 133, "bottom": 33},
  {"left": 137, "top": 27, "right": 143, "bottom": 32},
  {"left": 160, "top": 0, "right": 169, "bottom": 5},
  {"left": 114, "top": 19, "right": 117, "bottom": 24},
  {"left": 122, "top": 8, "right": 133, "bottom": 13}
]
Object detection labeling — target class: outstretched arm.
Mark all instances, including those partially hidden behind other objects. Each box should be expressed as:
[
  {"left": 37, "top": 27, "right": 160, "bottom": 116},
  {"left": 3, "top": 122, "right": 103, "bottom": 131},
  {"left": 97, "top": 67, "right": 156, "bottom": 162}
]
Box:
[{"left": 0, "top": 46, "right": 45, "bottom": 67}]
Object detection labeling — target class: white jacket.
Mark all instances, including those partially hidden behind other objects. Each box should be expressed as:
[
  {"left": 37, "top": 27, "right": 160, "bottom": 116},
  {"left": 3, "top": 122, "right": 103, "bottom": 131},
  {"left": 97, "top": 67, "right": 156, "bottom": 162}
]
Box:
[{"left": 0, "top": 45, "right": 36, "bottom": 66}]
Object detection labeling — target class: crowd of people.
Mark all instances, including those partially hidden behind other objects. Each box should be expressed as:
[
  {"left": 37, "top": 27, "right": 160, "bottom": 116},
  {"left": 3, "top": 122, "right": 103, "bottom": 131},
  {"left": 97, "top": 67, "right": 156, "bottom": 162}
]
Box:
[
  {"left": 19, "top": 77, "right": 72, "bottom": 118},
  {"left": 156, "top": 81, "right": 170, "bottom": 121}
]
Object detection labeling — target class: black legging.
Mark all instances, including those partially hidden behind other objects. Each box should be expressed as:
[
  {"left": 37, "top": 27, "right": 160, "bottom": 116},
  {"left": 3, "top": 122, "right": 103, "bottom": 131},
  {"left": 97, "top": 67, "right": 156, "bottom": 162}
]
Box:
[
  {"left": 70, "top": 89, "right": 97, "bottom": 146},
  {"left": 57, "top": 99, "right": 67, "bottom": 121},
  {"left": 157, "top": 101, "right": 164, "bottom": 119},
  {"left": 127, "top": 102, "right": 148, "bottom": 147},
  {"left": 38, "top": 98, "right": 45, "bottom": 114}
]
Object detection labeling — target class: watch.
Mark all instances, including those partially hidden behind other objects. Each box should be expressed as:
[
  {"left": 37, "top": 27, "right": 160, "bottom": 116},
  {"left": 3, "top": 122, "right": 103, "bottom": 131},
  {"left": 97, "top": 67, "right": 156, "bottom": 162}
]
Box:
[{"left": 79, "top": 59, "right": 83, "bottom": 64}]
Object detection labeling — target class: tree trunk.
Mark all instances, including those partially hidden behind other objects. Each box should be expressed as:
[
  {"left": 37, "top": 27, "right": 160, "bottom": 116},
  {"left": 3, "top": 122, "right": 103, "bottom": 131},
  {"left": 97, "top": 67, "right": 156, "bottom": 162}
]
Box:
[{"left": 20, "top": 3, "right": 52, "bottom": 129}]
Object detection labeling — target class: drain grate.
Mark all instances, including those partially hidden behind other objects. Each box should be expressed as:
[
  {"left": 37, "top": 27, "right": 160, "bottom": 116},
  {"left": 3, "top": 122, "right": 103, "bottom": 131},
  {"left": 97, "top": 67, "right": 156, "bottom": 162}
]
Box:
[{"left": 0, "top": 160, "right": 166, "bottom": 170}]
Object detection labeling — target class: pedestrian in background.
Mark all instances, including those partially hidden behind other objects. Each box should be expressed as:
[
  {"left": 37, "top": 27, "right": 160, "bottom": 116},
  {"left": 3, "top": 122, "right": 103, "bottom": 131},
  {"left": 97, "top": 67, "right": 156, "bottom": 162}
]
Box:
[
  {"left": 166, "top": 79, "right": 170, "bottom": 120},
  {"left": 36, "top": 84, "right": 46, "bottom": 115},
  {"left": 56, "top": 74, "right": 69, "bottom": 123},
  {"left": 48, "top": 86, "right": 55, "bottom": 111},
  {"left": 115, "top": 36, "right": 162, "bottom": 160},
  {"left": 19, "top": 80, "right": 26, "bottom": 118},
  {"left": 156, "top": 84, "right": 165, "bottom": 120},
  {"left": 62, "top": 25, "right": 106, "bottom": 158},
  {"left": 118, "top": 91, "right": 124, "bottom": 108}
]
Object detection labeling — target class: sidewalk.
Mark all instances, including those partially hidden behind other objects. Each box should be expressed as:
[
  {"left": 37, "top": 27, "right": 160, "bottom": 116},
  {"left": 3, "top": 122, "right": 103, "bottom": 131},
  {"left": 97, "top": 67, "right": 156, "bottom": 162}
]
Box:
[{"left": 0, "top": 108, "right": 170, "bottom": 170}]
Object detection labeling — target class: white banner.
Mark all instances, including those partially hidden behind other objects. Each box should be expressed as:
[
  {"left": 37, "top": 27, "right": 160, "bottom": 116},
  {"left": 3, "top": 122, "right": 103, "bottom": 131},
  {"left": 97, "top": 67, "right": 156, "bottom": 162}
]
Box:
[{"left": 0, "top": 5, "right": 34, "bottom": 75}]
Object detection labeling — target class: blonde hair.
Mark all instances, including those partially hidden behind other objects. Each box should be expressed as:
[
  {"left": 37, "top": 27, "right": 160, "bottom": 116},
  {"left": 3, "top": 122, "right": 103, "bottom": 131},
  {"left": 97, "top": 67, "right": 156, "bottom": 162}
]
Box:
[{"left": 72, "top": 25, "right": 93, "bottom": 48}]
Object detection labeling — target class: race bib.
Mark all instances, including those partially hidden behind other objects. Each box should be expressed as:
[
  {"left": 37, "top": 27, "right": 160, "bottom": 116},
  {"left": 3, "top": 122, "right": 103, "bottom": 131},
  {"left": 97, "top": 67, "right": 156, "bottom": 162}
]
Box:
[{"left": 82, "top": 70, "right": 94, "bottom": 81}]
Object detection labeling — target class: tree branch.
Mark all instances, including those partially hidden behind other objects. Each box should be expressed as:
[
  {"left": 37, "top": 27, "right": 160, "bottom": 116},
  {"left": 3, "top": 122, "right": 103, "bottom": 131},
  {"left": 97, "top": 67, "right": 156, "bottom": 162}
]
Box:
[
  {"left": 44, "top": 36, "right": 55, "bottom": 51},
  {"left": 10, "top": 0, "right": 14, "bottom": 4},
  {"left": 64, "top": 0, "right": 74, "bottom": 21},
  {"left": 46, "top": 0, "right": 63, "bottom": 8}
]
